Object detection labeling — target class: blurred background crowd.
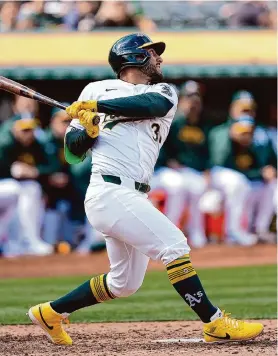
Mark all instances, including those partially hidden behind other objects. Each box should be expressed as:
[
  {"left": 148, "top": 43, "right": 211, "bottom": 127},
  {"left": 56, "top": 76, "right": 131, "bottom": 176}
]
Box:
[
  {"left": 0, "top": 0, "right": 276, "bottom": 257},
  {"left": 0, "top": 0, "right": 277, "bottom": 32}
]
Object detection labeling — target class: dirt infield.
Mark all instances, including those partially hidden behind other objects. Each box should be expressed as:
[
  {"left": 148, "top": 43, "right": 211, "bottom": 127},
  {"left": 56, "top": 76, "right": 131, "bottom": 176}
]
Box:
[
  {"left": 0, "top": 244, "right": 276, "bottom": 355},
  {"left": 0, "top": 320, "right": 276, "bottom": 356},
  {"left": 0, "top": 244, "right": 276, "bottom": 279}
]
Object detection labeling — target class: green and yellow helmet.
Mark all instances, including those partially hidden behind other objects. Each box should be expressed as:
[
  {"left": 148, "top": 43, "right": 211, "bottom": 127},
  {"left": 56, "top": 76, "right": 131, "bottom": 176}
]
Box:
[{"left": 108, "top": 33, "right": 165, "bottom": 78}]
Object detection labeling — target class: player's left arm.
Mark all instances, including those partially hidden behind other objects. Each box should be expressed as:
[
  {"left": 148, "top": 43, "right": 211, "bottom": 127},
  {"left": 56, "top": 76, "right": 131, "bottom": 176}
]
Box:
[{"left": 66, "top": 84, "right": 177, "bottom": 119}]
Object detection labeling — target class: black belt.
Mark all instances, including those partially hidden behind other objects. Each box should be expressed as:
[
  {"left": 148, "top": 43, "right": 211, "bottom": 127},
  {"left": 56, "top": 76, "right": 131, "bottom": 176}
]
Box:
[{"left": 102, "top": 175, "right": 151, "bottom": 193}]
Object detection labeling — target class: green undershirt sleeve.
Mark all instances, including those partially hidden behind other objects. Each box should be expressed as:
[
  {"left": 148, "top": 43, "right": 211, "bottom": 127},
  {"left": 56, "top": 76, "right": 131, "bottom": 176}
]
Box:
[
  {"left": 64, "top": 128, "right": 96, "bottom": 164},
  {"left": 97, "top": 92, "right": 173, "bottom": 118}
]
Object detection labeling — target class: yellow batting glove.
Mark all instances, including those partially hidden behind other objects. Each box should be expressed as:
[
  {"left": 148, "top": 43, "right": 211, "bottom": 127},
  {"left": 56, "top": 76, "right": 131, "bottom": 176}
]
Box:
[
  {"left": 78, "top": 110, "right": 100, "bottom": 138},
  {"left": 66, "top": 100, "right": 98, "bottom": 118}
]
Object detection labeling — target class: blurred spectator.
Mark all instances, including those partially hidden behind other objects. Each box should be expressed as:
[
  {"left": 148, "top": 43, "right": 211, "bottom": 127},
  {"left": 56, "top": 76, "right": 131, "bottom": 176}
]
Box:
[
  {"left": 151, "top": 81, "right": 211, "bottom": 248},
  {"left": 229, "top": 90, "right": 256, "bottom": 120},
  {"left": 0, "top": 0, "right": 276, "bottom": 32},
  {"left": 139, "top": 1, "right": 213, "bottom": 29},
  {"left": 224, "top": 90, "right": 275, "bottom": 156},
  {"left": 0, "top": 114, "right": 53, "bottom": 256},
  {"left": 16, "top": 1, "right": 63, "bottom": 31},
  {"left": 0, "top": 1, "right": 19, "bottom": 32},
  {"left": 227, "top": 1, "right": 274, "bottom": 29},
  {"left": 95, "top": 1, "right": 157, "bottom": 31},
  {"left": 269, "top": 5, "right": 277, "bottom": 29},
  {"left": 63, "top": 1, "right": 101, "bottom": 31},
  {"left": 44, "top": 0, "right": 71, "bottom": 18},
  {"left": 209, "top": 115, "right": 277, "bottom": 242},
  {"left": 209, "top": 91, "right": 256, "bottom": 153},
  {"left": 39, "top": 105, "right": 73, "bottom": 245},
  {"left": 152, "top": 86, "right": 275, "bottom": 247},
  {"left": 206, "top": 92, "right": 256, "bottom": 245},
  {"left": 0, "top": 94, "right": 39, "bottom": 134},
  {"left": 207, "top": 90, "right": 277, "bottom": 245},
  {"left": 39, "top": 106, "right": 103, "bottom": 253}
]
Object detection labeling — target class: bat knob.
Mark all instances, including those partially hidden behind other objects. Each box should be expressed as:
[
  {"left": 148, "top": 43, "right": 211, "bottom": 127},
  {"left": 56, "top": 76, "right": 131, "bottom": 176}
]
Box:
[{"left": 93, "top": 115, "right": 100, "bottom": 125}]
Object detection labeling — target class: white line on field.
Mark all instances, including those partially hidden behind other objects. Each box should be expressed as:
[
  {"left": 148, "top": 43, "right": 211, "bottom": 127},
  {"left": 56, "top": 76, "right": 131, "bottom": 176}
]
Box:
[{"left": 153, "top": 338, "right": 204, "bottom": 343}]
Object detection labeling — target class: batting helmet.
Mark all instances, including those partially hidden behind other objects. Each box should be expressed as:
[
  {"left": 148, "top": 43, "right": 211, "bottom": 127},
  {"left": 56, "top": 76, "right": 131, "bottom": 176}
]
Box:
[{"left": 108, "top": 33, "right": 166, "bottom": 78}]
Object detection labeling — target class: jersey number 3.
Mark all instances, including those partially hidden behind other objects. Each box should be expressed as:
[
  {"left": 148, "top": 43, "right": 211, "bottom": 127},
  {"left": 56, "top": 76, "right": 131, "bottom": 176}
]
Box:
[{"left": 151, "top": 123, "right": 162, "bottom": 143}]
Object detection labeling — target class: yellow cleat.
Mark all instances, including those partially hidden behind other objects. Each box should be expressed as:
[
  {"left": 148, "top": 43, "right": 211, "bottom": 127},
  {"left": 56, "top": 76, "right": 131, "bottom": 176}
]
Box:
[
  {"left": 204, "top": 311, "right": 263, "bottom": 343},
  {"left": 27, "top": 302, "right": 72, "bottom": 346}
]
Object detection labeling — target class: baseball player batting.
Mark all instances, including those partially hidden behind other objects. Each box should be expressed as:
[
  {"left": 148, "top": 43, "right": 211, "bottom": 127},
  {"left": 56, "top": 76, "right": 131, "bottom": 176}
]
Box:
[{"left": 27, "top": 33, "right": 263, "bottom": 345}]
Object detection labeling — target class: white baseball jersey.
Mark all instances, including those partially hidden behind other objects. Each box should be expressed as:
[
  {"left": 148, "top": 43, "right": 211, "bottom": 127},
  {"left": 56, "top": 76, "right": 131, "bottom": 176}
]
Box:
[{"left": 69, "top": 79, "right": 178, "bottom": 183}]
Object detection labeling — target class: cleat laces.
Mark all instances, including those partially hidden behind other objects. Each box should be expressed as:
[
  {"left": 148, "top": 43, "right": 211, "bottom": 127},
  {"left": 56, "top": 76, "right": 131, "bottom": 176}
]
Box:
[{"left": 222, "top": 311, "right": 243, "bottom": 331}]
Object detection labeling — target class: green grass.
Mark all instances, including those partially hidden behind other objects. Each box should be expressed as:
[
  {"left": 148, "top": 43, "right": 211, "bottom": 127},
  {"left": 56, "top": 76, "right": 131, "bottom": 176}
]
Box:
[{"left": 0, "top": 265, "right": 276, "bottom": 325}]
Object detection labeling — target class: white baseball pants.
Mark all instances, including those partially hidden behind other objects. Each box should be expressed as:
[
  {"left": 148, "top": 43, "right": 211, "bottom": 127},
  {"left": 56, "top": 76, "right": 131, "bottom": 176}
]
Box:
[{"left": 85, "top": 173, "right": 190, "bottom": 298}]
